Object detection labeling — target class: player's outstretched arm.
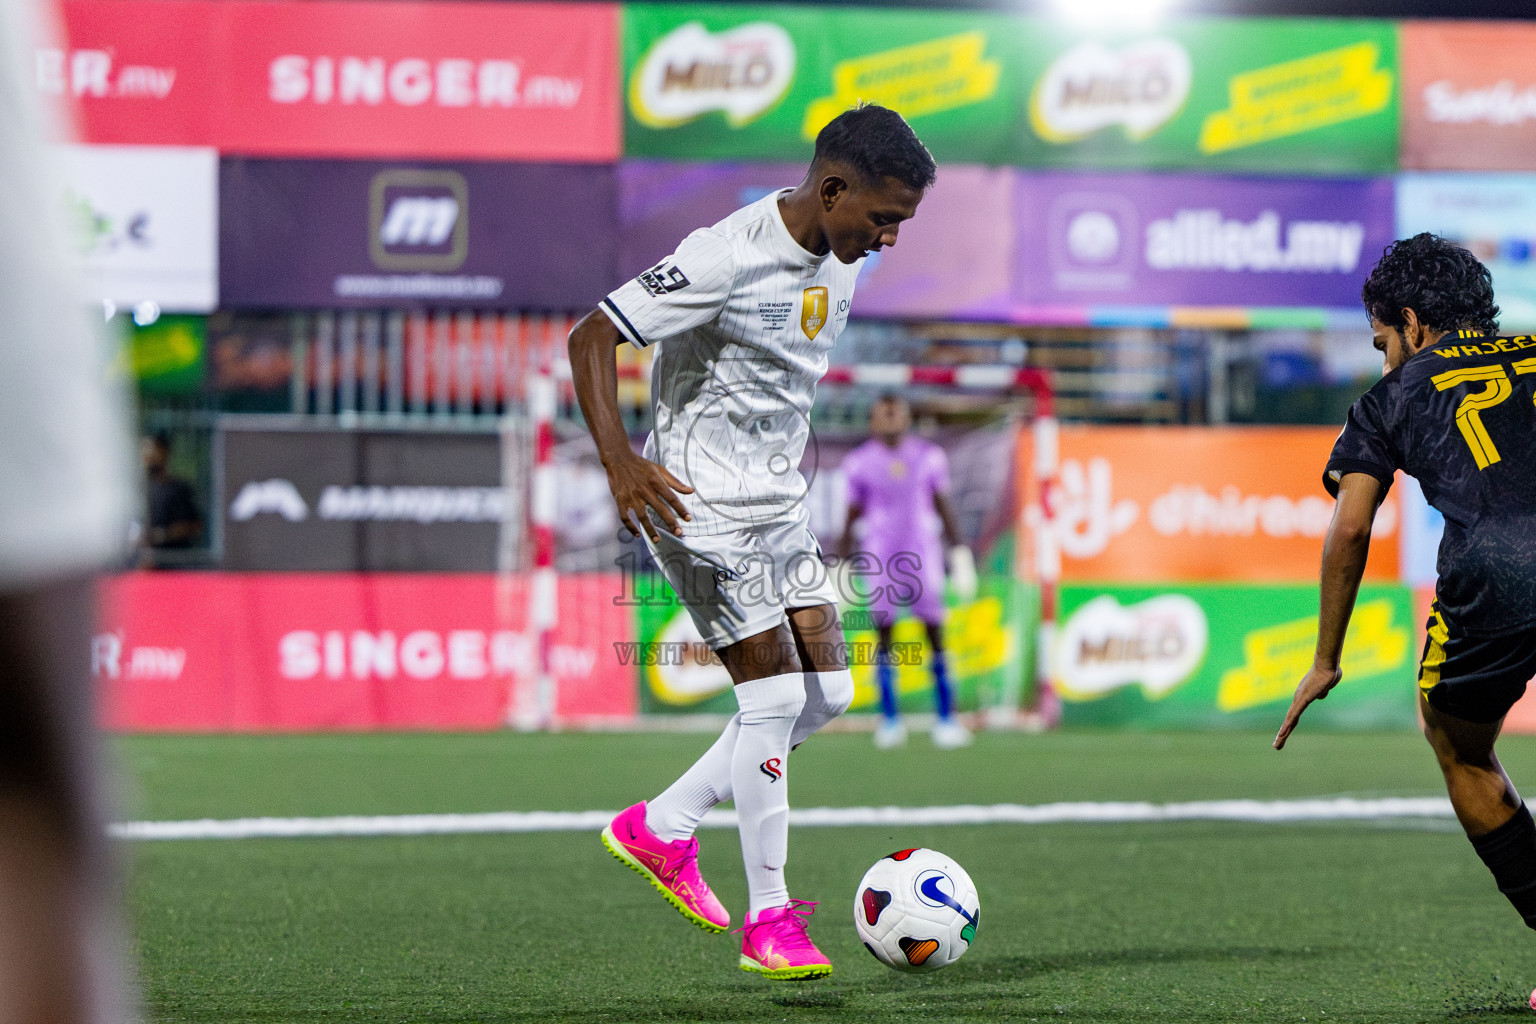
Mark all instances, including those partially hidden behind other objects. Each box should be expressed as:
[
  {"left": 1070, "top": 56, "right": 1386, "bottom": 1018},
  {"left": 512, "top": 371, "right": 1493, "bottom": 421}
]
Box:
[
  {"left": 568, "top": 311, "right": 692, "bottom": 541},
  {"left": 1274, "top": 472, "right": 1383, "bottom": 750}
]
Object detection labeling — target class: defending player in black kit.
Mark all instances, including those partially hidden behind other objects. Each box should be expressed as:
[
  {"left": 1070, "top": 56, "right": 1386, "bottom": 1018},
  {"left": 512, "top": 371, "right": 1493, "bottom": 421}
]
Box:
[{"left": 1276, "top": 234, "right": 1536, "bottom": 981}]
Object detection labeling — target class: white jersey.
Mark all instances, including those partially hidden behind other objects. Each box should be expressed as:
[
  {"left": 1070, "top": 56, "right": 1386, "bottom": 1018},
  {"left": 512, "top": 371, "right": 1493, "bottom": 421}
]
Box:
[
  {"left": 0, "top": 0, "right": 132, "bottom": 589},
  {"left": 602, "top": 189, "right": 862, "bottom": 534}
]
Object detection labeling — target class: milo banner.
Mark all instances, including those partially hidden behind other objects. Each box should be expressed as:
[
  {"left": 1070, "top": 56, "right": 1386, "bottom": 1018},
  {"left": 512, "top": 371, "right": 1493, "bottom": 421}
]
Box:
[
  {"left": 633, "top": 574, "right": 1030, "bottom": 715},
  {"left": 623, "top": 4, "right": 1021, "bottom": 164},
  {"left": 1054, "top": 583, "right": 1417, "bottom": 730},
  {"left": 1012, "top": 18, "right": 1398, "bottom": 174},
  {"left": 623, "top": 6, "right": 1397, "bottom": 174}
]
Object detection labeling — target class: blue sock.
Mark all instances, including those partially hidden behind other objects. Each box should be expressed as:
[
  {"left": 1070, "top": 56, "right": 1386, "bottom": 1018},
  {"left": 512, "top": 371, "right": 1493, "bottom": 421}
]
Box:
[
  {"left": 876, "top": 650, "right": 899, "bottom": 721},
  {"left": 932, "top": 649, "right": 955, "bottom": 721}
]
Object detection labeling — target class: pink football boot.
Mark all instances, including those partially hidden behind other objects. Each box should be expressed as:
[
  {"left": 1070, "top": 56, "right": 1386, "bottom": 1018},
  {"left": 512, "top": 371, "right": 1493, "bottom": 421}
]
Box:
[
  {"left": 737, "top": 900, "right": 833, "bottom": 980},
  {"left": 601, "top": 802, "right": 729, "bottom": 933}
]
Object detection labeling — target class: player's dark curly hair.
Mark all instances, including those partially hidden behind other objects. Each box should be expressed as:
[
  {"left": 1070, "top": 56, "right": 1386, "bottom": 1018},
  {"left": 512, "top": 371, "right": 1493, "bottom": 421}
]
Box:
[
  {"left": 812, "top": 104, "right": 937, "bottom": 192},
  {"left": 1361, "top": 233, "right": 1500, "bottom": 336}
]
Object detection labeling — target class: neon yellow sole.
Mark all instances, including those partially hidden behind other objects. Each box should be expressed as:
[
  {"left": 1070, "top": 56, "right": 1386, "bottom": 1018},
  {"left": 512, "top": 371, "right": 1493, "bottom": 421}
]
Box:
[
  {"left": 600, "top": 826, "right": 728, "bottom": 934},
  {"left": 738, "top": 956, "right": 833, "bottom": 981}
]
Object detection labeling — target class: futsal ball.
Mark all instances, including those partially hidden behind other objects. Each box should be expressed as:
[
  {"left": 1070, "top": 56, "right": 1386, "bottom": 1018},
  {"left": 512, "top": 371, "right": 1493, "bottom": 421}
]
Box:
[{"left": 853, "top": 847, "right": 979, "bottom": 973}]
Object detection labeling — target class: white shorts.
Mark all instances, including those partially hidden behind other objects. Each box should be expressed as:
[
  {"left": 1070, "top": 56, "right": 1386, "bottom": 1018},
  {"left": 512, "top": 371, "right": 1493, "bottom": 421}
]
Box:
[{"left": 645, "top": 508, "right": 839, "bottom": 651}]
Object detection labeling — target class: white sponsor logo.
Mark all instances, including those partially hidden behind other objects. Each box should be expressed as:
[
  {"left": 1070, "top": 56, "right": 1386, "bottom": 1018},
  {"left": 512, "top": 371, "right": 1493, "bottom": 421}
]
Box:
[
  {"left": 380, "top": 197, "right": 458, "bottom": 247},
  {"left": 91, "top": 632, "right": 187, "bottom": 681},
  {"left": 1054, "top": 594, "right": 1208, "bottom": 700},
  {"left": 268, "top": 56, "right": 581, "bottom": 109},
  {"left": 36, "top": 48, "right": 176, "bottom": 99},
  {"left": 1052, "top": 458, "right": 1140, "bottom": 560},
  {"left": 630, "top": 21, "right": 796, "bottom": 128},
  {"left": 1065, "top": 210, "right": 1122, "bottom": 264},
  {"left": 279, "top": 630, "right": 595, "bottom": 681},
  {"left": 230, "top": 479, "right": 309, "bottom": 522},
  {"left": 1149, "top": 484, "right": 1397, "bottom": 540},
  {"left": 316, "top": 486, "right": 508, "bottom": 523},
  {"left": 1145, "top": 210, "right": 1365, "bottom": 274},
  {"left": 1031, "top": 39, "right": 1191, "bottom": 142},
  {"left": 1042, "top": 457, "right": 1397, "bottom": 561},
  {"left": 1423, "top": 80, "right": 1536, "bottom": 126}
]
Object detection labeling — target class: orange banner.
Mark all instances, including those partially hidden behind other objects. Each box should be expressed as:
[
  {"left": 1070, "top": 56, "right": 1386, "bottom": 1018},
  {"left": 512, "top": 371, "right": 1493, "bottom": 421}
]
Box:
[
  {"left": 1019, "top": 426, "right": 1399, "bottom": 582},
  {"left": 1400, "top": 21, "right": 1536, "bottom": 171}
]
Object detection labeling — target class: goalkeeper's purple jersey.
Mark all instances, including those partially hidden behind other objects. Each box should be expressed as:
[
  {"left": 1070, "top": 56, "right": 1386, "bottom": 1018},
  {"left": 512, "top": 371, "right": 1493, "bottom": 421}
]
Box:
[{"left": 842, "top": 434, "right": 949, "bottom": 561}]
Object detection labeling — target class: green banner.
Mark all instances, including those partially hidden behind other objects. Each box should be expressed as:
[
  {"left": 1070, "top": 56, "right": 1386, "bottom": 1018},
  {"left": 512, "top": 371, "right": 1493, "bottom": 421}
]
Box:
[
  {"left": 1015, "top": 18, "right": 1398, "bottom": 174},
  {"left": 622, "top": 6, "right": 1398, "bottom": 174},
  {"left": 128, "top": 316, "right": 205, "bottom": 396},
  {"left": 635, "top": 573, "right": 1030, "bottom": 715},
  {"left": 1054, "top": 584, "right": 1417, "bottom": 729},
  {"left": 623, "top": 4, "right": 1024, "bottom": 164}
]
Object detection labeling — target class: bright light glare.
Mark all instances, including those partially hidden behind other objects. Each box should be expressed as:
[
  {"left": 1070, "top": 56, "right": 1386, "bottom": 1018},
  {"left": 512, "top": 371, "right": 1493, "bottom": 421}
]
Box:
[
  {"left": 132, "top": 300, "right": 161, "bottom": 327},
  {"left": 1053, "top": 0, "right": 1174, "bottom": 29}
]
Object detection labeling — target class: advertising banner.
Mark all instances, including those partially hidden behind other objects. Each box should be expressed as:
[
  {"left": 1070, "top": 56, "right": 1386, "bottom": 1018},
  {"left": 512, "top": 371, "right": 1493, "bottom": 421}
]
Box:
[
  {"left": 633, "top": 573, "right": 1028, "bottom": 716},
  {"left": 1012, "top": 18, "right": 1398, "bottom": 175},
  {"left": 1012, "top": 172, "right": 1395, "bottom": 311},
  {"left": 619, "top": 161, "right": 1014, "bottom": 320},
  {"left": 50, "top": 0, "right": 620, "bottom": 161},
  {"left": 1053, "top": 583, "right": 1417, "bottom": 729},
  {"left": 1396, "top": 174, "right": 1536, "bottom": 330},
  {"left": 127, "top": 315, "right": 206, "bottom": 395},
  {"left": 623, "top": 5, "right": 1022, "bottom": 164},
  {"left": 220, "top": 159, "right": 617, "bottom": 310},
  {"left": 1016, "top": 426, "right": 1401, "bottom": 582},
  {"left": 623, "top": 7, "right": 1396, "bottom": 174},
  {"left": 97, "top": 572, "right": 636, "bottom": 730},
  {"left": 1400, "top": 21, "right": 1536, "bottom": 171},
  {"left": 222, "top": 428, "right": 509, "bottom": 571},
  {"left": 55, "top": 145, "right": 217, "bottom": 312}
]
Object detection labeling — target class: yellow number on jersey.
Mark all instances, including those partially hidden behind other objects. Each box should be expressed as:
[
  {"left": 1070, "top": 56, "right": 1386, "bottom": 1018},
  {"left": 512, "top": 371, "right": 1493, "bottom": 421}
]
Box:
[{"left": 1432, "top": 364, "right": 1514, "bottom": 469}]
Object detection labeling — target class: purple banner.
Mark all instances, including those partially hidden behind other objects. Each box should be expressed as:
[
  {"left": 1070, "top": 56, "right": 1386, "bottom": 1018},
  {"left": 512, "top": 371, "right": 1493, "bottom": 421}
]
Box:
[
  {"left": 1013, "top": 173, "right": 1395, "bottom": 311},
  {"left": 221, "top": 159, "right": 618, "bottom": 310},
  {"left": 619, "top": 161, "right": 1013, "bottom": 321}
]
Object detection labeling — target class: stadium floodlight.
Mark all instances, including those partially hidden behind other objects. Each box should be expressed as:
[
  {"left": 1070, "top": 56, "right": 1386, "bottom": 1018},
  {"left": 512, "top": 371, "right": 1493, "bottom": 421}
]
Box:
[{"left": 1051, "top": 0, "right": 1175, "bottom": 28}]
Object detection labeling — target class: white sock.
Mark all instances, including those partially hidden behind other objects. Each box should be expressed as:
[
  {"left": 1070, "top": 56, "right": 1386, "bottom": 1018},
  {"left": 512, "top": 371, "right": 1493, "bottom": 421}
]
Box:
[
  {"left": 730, "top": 672, "right": 806, "bottom": 919},
  {"left": 790, "top": 669, "right": 854, "bottom": 748},
  {"left": 645, "top": 713, "right": 739, "bottom": 843}
]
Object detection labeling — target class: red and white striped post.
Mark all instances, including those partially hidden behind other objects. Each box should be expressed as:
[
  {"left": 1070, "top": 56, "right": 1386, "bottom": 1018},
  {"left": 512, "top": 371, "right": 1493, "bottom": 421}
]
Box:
[
  {"left": 519, "top": 342, "right": 560, "bottom": 731},
  {"left": 1025, "top": 378, "right": 1063, "bottom": 730}
]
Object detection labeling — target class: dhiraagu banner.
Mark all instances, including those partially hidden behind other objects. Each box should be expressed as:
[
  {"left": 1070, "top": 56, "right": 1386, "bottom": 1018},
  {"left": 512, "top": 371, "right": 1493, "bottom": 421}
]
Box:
[
  {"left": 622, "top": 4, "right": 1021, "bottom": 164},
  {"left": 1054, "top": 583, "right": 1417, "bottom": 729},
  {"left": 635, "top": 574, "right": 1030, "bottom": 715},
  {"left": 1016, "top": 18, "right": 1398, "bottom": 174}
]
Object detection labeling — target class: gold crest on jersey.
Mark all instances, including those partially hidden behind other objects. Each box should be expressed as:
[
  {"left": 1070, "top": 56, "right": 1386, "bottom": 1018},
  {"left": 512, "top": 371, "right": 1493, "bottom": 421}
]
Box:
[{"left": 801, "top": 286, "right": 829, "bottom": 340}]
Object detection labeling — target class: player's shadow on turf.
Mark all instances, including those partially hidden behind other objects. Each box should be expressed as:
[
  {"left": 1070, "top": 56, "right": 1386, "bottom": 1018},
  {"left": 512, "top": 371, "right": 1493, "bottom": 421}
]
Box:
[{"left": 932, "top": 943, "right": 1337, "bottom": 986}]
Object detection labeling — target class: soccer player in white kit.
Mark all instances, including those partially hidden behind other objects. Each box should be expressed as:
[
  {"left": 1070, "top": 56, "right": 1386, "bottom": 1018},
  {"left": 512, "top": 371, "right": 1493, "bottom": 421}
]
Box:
[{"left": 570, "top": 105, "right": 934, "bottom": 980}]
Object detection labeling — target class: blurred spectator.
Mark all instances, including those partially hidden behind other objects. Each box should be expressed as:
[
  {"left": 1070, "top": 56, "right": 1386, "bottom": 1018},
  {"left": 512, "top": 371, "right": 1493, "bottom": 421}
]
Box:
[
  {"left": 141, "top": 433, "right": 203, "bottom": 556},
  {"left": 0, "top": 0, "right": 137, "bottom": 1018}
]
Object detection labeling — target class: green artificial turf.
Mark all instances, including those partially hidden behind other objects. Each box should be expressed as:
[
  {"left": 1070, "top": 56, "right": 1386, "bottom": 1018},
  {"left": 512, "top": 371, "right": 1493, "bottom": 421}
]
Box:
[{"left": 116, "top": 731, "right": 1536, "bottom": 1023}]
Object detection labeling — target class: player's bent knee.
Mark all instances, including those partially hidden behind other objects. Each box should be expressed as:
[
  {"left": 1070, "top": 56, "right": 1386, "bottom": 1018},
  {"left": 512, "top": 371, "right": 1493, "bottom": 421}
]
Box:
[{"left": 812, "top": 669, "right": 855, "bottom": 719}]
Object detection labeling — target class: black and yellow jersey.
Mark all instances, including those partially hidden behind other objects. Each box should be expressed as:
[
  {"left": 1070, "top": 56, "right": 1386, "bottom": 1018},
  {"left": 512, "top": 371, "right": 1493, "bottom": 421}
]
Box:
[{"left": 1326, "top": 329, "right": 1536, "bottom": 638}]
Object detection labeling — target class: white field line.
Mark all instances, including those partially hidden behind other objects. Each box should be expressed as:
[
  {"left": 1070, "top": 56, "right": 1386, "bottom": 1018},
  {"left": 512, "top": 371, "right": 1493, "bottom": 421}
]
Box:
[{"left": 108, "top": 797, "right": 1454, "bottom": 842}]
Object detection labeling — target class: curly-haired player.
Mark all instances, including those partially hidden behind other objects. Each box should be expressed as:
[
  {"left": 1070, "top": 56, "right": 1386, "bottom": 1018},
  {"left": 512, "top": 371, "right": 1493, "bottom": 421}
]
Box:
[
  {"left": 1276, "top": 234, "right": 1536, "bottom": 999},
  {"left": 569, "top": 105, "right": 934, "bottom": 980}
]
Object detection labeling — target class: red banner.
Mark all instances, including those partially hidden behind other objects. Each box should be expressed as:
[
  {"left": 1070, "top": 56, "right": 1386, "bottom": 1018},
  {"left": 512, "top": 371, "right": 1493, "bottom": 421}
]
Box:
[
  {"left": 1400, "top": 21, "right": 1536, "bottom": 171},
  {"left": 96, "top": 573, "right": 636, "bottom": 731},
  {"left": 50, "top": 0, "right": 620, "bottom": 161}
]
